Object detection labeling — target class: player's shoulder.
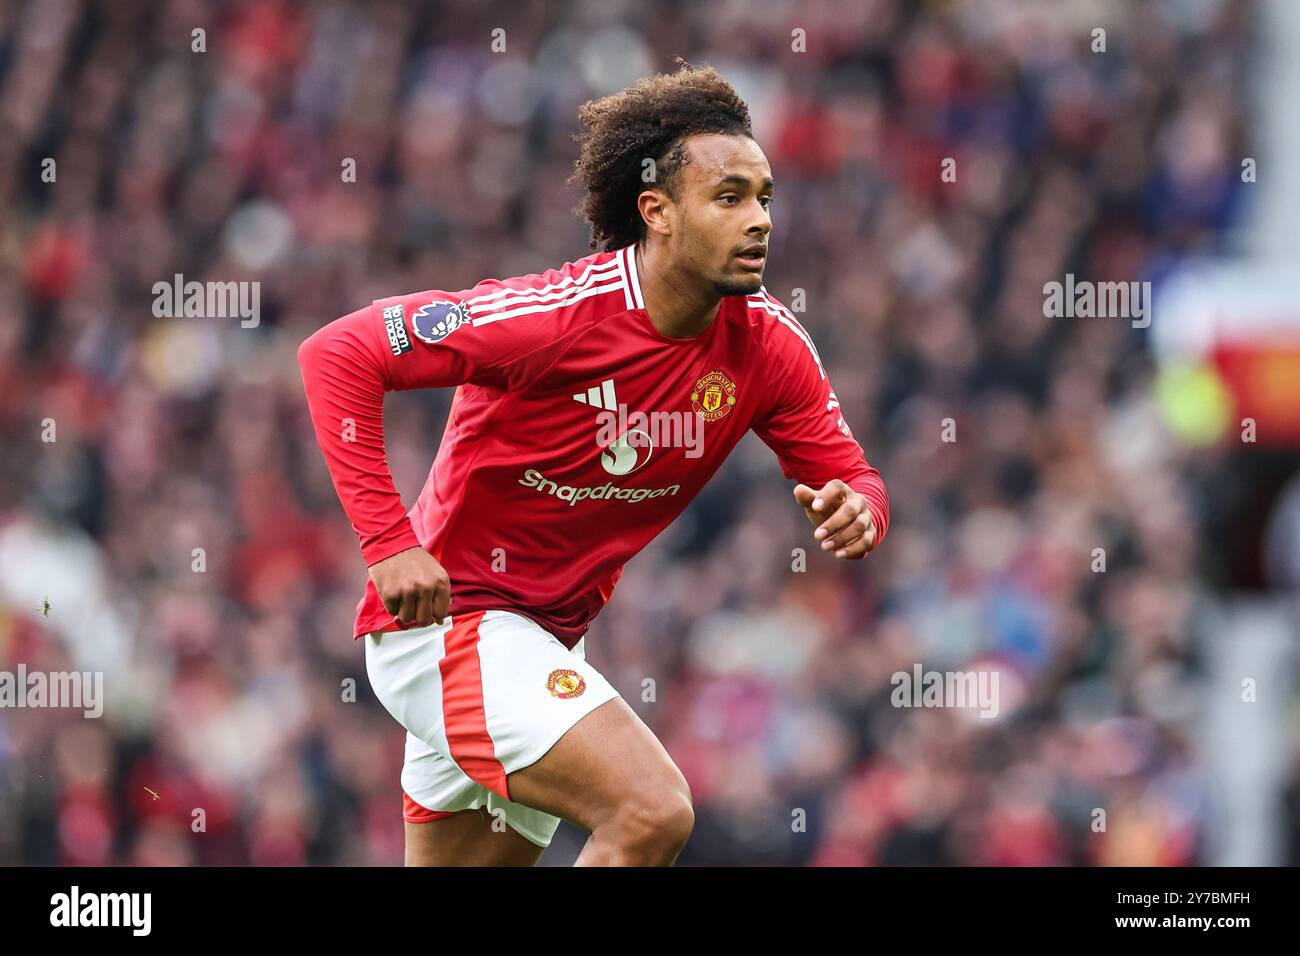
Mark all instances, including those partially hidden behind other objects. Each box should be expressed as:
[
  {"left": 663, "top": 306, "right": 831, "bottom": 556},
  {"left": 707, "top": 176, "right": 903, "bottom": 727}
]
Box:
[
  {"left": 457, "top": 245, "right": 635, "bottom": 329},
  {"left": 738, "top": 285, "right": 827, "bottom": 376},
  {"left": 372, "top": 245, "right": 635, "bottom": 348}
]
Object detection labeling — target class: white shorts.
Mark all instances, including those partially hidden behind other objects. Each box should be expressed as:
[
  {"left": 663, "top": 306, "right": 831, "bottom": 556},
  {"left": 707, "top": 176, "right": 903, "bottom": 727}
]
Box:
[{"left": 364, "top": 608, "right": 620, "bottom": 848}]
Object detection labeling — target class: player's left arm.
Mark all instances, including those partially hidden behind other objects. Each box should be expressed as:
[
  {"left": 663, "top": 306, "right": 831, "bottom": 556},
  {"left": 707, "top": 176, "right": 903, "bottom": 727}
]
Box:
[{"left": 750, "top": 323, "right": 889, "bottom": 560}]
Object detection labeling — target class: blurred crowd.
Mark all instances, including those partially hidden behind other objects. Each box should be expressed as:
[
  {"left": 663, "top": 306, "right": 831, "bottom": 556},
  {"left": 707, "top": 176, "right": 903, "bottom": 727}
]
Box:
[{"left": 0, "top": 0, "right": 1275, "bottom": 865}]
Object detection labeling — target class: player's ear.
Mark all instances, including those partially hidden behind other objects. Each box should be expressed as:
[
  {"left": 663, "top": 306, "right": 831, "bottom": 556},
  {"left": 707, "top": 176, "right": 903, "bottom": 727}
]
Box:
[{"left": 637, "top": 188, "right": 672, "bottom": 239}]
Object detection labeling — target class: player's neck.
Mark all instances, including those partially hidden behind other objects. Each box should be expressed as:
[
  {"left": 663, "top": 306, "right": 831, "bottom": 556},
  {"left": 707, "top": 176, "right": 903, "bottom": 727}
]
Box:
[{"left": 636, "top": 244, "right": 720, "bottom": 339}]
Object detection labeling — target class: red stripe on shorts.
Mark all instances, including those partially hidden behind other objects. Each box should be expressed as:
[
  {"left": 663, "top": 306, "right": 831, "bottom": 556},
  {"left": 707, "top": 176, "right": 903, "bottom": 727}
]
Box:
[
  {"left": 403, "top": 791, "right": 455, "bottom": 824},
  {"left": 438, "top": 610, "right": 511, "bottom": 800}
]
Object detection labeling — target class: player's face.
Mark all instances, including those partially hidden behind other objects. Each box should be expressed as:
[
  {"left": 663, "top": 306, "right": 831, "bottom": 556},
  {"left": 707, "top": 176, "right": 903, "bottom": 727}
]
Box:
[{"left": 665, "top": 133, "right": 773, "bottom": 297}]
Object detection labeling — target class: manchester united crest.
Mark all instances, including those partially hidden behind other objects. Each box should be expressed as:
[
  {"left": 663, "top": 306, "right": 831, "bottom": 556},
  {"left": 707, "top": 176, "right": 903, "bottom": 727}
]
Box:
[
  {"left": 690, "top": 370, "right": 738, "bottom": 423},
  {"left": 547, "top": 669, "right": 586, "bottom": 699}
]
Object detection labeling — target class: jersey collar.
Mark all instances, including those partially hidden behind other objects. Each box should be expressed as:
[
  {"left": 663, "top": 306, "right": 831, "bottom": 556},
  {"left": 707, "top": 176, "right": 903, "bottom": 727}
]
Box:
[{"left": 617, "top": 243, "right": 646, "bottom": 312}]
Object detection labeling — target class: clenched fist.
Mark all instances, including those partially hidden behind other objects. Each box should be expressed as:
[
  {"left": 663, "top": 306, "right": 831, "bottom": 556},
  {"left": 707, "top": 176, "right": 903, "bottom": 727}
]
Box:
[{"left": 368, "top": 546, "right": 452, "bottom": 627}]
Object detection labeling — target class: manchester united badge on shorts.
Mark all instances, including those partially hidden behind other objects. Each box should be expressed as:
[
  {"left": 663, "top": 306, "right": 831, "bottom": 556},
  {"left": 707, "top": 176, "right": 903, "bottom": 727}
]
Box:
[
  {"left": 690, "top": 370, "right": 738, "bottom": 422},
  {"left": 547, "top": 669, "right": 586, "bottom": 699}
]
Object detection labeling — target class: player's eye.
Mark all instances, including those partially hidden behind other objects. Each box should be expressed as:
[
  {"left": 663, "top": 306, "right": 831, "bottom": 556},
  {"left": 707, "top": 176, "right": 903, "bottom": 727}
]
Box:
[
  {"left": 719, "top": 195, "right": 739, "bottom": 205},
  {"left": 760, "top": 195, "right": 772, "bottom": 208}
]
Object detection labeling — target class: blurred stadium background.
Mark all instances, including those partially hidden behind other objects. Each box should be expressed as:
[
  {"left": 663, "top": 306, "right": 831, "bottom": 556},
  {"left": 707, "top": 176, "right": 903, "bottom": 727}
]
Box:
[{"left": 1, "top": 0, "right": 1298, "bottom": 866}]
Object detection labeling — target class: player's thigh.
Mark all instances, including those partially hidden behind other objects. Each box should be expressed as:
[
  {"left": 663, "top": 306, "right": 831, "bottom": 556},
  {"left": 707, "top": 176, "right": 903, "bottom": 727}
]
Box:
[
  {"left": 505, "top": 695, "right": 691, "bottom": 833},
  {"left": 405, "top": 807, "right": 543, "bottom": 867},
  {"left": 401, "top": 725, "right": 563, "bottom": 860}
]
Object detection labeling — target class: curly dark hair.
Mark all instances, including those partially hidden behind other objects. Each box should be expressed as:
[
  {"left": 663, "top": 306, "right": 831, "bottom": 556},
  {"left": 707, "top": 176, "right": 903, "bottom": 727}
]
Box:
[{"left": 568, "top": 61, "right": 753, "bottom": 252}]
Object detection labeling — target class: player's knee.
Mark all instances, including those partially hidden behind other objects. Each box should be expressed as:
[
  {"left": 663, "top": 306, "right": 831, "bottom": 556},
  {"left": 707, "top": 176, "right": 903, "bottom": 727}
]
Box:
[
  {"left": 609, "top": 787, "right": 694, "bottom": 857},
  {"left": 660, "top": 791, "right": 695, "bottom": 849}
]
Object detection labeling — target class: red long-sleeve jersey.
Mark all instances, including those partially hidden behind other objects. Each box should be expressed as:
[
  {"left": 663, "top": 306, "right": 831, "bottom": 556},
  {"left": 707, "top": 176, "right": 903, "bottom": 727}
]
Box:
[{"left": 298, "top": 242, "right": 889, "bottom": 648}]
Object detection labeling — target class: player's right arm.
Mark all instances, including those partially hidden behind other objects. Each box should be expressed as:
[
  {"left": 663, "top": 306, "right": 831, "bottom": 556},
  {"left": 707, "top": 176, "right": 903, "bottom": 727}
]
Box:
[
  {"left": 296, "top": 301, "right": 455, "bottom": 626},
  {"left": 296, "top": 288, "right": 559, "bottom": 627}
]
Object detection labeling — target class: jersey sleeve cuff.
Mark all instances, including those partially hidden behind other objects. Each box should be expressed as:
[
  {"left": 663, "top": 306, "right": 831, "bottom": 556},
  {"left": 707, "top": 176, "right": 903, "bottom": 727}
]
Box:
[
  {"left": 845, "top": 470, "right": 890, "bottom": 547},
  {"left": 360, "top": 522, "right": 423, "bottom": 567}
]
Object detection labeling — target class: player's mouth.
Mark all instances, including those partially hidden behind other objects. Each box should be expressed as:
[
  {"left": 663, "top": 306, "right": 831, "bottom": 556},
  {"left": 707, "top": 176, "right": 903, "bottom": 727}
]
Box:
[{"left": 734, "top": 244, "right": 766, "bottom": 270}]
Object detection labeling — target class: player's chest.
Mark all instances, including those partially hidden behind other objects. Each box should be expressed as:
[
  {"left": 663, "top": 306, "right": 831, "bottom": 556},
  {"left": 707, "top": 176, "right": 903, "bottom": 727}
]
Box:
[{"left": 500, "top": 334, "right": 764, "bottom": 481}]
